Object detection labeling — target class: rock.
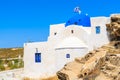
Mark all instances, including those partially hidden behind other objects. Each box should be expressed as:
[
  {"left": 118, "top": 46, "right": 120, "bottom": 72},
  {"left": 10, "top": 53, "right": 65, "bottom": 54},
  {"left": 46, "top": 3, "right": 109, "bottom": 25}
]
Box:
[
  {"left": 57, "top": 61, "right": 83, "bottom": 80},
  {"left": 57, "top": 14, "right": 120, "bottom": 80},
  {"left": 57, "top": 71, "right": 69, "bottom": 80},
  {"left": 57, "top": 42, "right": 120, "bottom": 80},
  {"left": 106, "top": 14, "right": 120, "bottom": 41},
  {"left": 79, "top": 51, "right": 107, "bottom": 78}
]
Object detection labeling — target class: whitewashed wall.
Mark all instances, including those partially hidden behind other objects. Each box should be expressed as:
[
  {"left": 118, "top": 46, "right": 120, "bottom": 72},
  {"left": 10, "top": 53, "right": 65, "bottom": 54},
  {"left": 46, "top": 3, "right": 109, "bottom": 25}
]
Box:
[
  {"left": 55, "top": 48, "right": 88, "bottom": 71},
  {"left": 24, "top": 42, "right": 56, "bottom": 78},
  {"left": 91, "top": 17, "right": 110, "bottom": 48},
  {"left": 23, "top": 16, "right": 110, "bottom": 79}
]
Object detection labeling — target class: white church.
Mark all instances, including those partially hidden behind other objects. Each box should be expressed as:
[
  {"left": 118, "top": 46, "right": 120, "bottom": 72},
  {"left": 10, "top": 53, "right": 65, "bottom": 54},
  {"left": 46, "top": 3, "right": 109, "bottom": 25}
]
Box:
[{"left": 23, "top": 9, "right": 110, "bottom": 79}]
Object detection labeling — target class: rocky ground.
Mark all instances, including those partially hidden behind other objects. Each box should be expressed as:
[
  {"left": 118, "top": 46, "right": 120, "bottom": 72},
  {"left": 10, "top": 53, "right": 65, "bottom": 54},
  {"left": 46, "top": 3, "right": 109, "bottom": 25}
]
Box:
[
  {"left": 106, "top": 14, "right": 120, "bottom": 41},
  {"left": 56, "top": 14, "right": 120, "bottom": 80},
  {"left": 57, "top": 41, "right": 120, "bottom": 80}
]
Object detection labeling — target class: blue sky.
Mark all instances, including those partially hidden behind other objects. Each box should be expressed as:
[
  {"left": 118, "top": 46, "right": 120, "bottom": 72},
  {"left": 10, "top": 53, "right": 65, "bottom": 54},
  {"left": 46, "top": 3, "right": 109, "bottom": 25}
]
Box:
[{"left": 0, "top": 0, "right": 120, "bottom": 48}]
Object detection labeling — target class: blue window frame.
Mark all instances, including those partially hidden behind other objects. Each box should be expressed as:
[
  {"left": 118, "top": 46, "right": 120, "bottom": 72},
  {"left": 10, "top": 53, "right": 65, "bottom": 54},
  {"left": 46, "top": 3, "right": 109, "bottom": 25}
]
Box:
[
  {"left": 66, "top": 54, "right": 70, "bottom": 58},
  {"left": 35, "top": 53, "right": 41, "bottom": 63},
  {"left": 96, "top": 26, "right": 100, "bottom": 34}
]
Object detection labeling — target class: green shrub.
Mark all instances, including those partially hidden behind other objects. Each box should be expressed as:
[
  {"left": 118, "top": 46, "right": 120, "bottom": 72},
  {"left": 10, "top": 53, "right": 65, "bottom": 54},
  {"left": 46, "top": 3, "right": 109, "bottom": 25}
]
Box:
[
  {"left": 14, "top": 59, "right": 19, "bottom": 63},
  {"left": 0, "top": 59, "right": 3, "bottom": 64},
  {"left": 0, "top": 64, "right": 5, "bottom": 71}
]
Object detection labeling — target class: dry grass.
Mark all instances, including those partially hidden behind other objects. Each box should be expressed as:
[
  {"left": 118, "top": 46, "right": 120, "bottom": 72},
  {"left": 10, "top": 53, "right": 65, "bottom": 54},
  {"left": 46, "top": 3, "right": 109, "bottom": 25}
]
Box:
[
  {"left": 23, "top": 77, "right": 30, "bottom": 80},
  {"left": 0, "top": 48, "right": 23, "bottom": 59},
  {"left": 23, "top": 76, "right": 59, "bottom": 80},
  {"left": 42, "top": 76, "right": 58, "bottom": 80}
]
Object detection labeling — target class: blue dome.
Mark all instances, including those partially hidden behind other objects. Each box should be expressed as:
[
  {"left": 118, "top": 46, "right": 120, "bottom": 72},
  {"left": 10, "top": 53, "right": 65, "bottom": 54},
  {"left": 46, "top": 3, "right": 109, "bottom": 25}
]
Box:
[{"left": 65, "top": 14, "right": 91, "bottom": 27}]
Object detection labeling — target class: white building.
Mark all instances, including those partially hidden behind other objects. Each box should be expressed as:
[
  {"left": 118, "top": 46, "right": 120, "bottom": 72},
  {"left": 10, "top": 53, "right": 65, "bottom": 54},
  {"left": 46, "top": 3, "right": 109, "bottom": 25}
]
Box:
[{"left": 23, "top": 13, "right": 110, "bottom": 79}]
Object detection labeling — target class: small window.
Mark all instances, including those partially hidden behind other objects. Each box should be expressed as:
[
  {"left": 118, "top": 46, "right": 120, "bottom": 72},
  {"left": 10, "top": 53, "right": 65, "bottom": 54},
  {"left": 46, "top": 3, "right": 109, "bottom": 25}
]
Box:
[
  {"left": 71, "top": 30, "right": 74, "bottom": 34},
  {"left": 78, "top": 19, "right": 81, "bottom": 21},
  {"left": 96, "top": 26, "right": 100, "bottom": 34},
  {"left": 74, "top": 22, "right": 78, "bottom": 25},
  {"left": 66, "top": 54, "right": 70, "bottom": 58},
  {"left": 68, "top": 21, "right": 70, "bottom": 23},
  {"left": 35, "top": 53, "right": 41, "bottom": 63},
  {"left": 54, "top": 32, "right": 57, "bottom": 35}
]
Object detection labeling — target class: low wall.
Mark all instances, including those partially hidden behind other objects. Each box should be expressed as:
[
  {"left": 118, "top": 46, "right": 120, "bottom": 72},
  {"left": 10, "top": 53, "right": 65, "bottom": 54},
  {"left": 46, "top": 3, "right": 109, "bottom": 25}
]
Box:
[{"left": 0, "top": 68, "right": 23, "bottom": 80}]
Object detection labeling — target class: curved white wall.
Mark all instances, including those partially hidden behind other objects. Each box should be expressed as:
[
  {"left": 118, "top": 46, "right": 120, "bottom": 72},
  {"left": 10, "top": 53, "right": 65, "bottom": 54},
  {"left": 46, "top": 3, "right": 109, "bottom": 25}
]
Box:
[{"left": 55, "top": 48, "right": 88, "bottom": 71}]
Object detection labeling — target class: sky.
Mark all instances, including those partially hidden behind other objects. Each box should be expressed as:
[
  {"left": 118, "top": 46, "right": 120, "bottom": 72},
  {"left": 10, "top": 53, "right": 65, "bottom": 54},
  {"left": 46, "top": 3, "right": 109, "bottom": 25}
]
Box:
[{"left": 0, "top": 0, "right": 120, "bottom": 48}]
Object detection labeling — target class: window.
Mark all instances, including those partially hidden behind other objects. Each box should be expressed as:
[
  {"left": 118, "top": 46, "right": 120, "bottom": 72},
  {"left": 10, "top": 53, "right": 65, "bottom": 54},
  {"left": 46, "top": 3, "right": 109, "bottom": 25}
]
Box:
[
  {"left": 68, "top": 21, "right": 70, "bottom": 23},
  {"left": 71, "top": 30, "right": 74, "bottom": 34},
  {"left": 35, "top": 53, "right": 41, "bottom": 63},
  {"left": 96, "top": 26, "right": 100, "bottom": 34},
  {"left": 78, "top": 19, "right": 81, "bottom": 22},
  {"left": 66, "top": 54, "right": 70, "bottom": 58},
  {"left": 54, "top": 32, "right": 57, "bottom": 35},
  {"left": 74, "top": 22, "right": 78, "bottom": 25}
]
